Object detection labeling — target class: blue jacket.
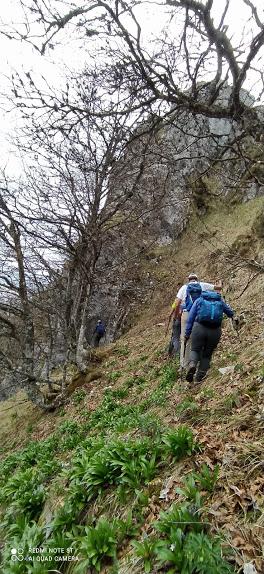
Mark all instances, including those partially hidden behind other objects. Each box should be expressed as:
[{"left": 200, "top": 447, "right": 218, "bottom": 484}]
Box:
[
  {"left": 95, "top": 323, "right": 106, "bottom": 335},
  {"left": 185, "top": 296, "right": 234, "bottom": 338}
]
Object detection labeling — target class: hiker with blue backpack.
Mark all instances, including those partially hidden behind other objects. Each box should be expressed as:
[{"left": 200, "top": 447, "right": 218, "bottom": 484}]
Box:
[
  {"left": 185, "top": 291, "right": 234, "bottom": 383},
  {"left": 172, "top": 274, "right": 222, "bottom": 369},
  {"left": 93, "top": 320, "right": 106, "bottom": 348}
]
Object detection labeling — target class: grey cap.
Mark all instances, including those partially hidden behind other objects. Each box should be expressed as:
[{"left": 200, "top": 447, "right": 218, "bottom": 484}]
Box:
[{"left": 188, "top": 273, "right": 198, "bottom": 281}]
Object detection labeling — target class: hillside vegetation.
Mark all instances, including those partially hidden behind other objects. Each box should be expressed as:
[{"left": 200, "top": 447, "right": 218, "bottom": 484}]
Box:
[{"left": 0, "top": 197, "right": 263, "bottom": 574}]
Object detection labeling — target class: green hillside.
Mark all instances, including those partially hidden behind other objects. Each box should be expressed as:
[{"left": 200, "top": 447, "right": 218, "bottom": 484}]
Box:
[{"left": 0, "top": 197, "right": 263, "bottom": 574}]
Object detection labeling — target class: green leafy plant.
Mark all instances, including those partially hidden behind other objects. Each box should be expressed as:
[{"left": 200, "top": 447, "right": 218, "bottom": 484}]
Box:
[
  {"left": 147, "top": 363, "right": 179, "bottom": 406},
  {"left": 182, "top": 531, "right": 234, "bottom": 573},
  {"left": 176, "top": 399, "right": 198, "bottom": 414},
  {"left": 51, "top": 500, "right": 82, "bottom": 534},
  {"left": 176, "top": 474, "right": 203, "bottom": 507},
  {"left": 72, "top": 389, "right": 86, "bottom": 404},
  {"left": 222, "top": 392, "right": 241, "bottom": 411},
  {"left": 68, "top": 437, "right": 161, "bottom": 503},
  {"left": 136, "top": 354, "right": 149, "bottom": 363},
  {"left": 154, "top": 530, "right": 233, "bottom": 574},
  {"left": 1, "top": 521, "right": 46, "bottom": 574},
  {"left": 108, "top": 370, "right": 122, "bottom": 382},
  {"left": 155, "top": 502, "right": 203, "bottom": 536},
  {"left": 37, "top": 458, "right": 62, "bottom": 480},
  {"left": 107, "top": 387, "right": 129, "bottom": 399},
  {"left": 200, "top": 387, "right": 215, "bottom": 399},
  {"left": 132, "top": 536, "right": 157, "bottom": 573},
  {"left": 115, "top": 345, "right": 130, "bottom": 357},
  {"left": 223, "top": 351, "right": 237, "bottom": 361},
  {"left": 234, "top": 363, "right": 243, "bottom": 372},
  {"left": 159, "top": 364, "right": 178, "bottom": 386},
  {"left": 115, "top": 510, "right": 139, "bottom": 540},
  {"left": 162, "top": 426, "right": 198, "bottom": 460},
  {"left": 2, "top": 512, "right": 31, "bottom": 538},
  {"left": 1, "top": 468, "right": 45, "bottom": 519},
  {"left": 194, "top": 464, "right": 220, "bottom": 493},
  {"left": 155, "top": 528, "right": 185, "bottom": 572},
  {"left": 75, "top": 517, "right": 118, "bottom": 573},
  {"left": 124, "top": 375, "right": 146, "bottom": 388}
]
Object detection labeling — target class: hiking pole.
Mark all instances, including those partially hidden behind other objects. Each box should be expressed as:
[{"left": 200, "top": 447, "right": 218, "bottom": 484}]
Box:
[
  {"left": 180, "top": 337, "right": 188, "bottom": 382},
  {"left": 230, "top": 317, "right": 241, "bottom": 342},
  {"left": 165, "top": 309, "right": 174, "bottom": 337},
  {"left": 180, "top": 337, "right": 189, "bottom": 382}
]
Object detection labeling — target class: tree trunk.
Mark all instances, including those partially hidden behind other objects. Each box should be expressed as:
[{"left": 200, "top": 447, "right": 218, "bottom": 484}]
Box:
[{"left": 76, "top": 284, "right": 91, "bottom": 371}]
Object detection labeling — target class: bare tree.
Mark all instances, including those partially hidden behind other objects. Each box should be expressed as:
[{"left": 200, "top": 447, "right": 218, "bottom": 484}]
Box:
[
  {"left": 3, "top": 0, "right": 264, "bottom": 132},
  {"left": 0, "top": 179, "right": 59, "bottom": 407},
  {"left": 0, "top": 89, "right": 173, "bottom": 406},
  {"left": 3, "top": 0, "right": 264, "bottom": 196}
]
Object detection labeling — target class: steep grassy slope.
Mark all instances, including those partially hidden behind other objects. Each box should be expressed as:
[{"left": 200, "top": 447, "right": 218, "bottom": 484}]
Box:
[{"left": 0, "top": 197, "right": 263, "bottom": 574}]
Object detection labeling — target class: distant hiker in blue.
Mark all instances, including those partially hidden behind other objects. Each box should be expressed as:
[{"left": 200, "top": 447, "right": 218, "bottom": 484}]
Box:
[
  {"left": 93, "top": 320, "right": 106, "bottom": 348},
  {"left": 185, "top": 291, "right": 234, "bottom": 383}
]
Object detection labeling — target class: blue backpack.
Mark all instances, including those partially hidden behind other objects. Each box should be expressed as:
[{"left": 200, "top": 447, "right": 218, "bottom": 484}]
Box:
[
  {"left": 197, "top": 291, "right": 223, "bottom": 326},
  {"left": 185, "top": 282, "right": 202, "bottom": 311}
]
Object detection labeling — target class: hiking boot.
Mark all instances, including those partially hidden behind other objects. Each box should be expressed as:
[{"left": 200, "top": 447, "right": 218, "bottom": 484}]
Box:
[
  {"left": 186, "top": 362, "right": 196, "bottom": 383},
  {"left": 195, "top": 370, "right": 206, "bottom": 383}
]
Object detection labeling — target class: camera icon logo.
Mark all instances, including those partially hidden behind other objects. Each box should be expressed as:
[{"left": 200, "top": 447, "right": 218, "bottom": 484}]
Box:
[{"left": 11, "top": 548, "right": 24, "bottom": 562}]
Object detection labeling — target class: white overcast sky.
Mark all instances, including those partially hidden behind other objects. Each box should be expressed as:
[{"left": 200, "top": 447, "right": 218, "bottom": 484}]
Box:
[{"left": 0, "top": 0, "right": 264, "bottom": 175}]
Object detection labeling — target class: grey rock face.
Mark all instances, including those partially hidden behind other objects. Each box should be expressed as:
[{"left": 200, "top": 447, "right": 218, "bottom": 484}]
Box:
[{"left": 83, "top": 99, "right": 264, "bottom": 342}]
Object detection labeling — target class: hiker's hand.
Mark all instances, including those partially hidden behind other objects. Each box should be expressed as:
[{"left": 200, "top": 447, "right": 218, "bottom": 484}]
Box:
[
  {"left": 215, "top": 279, "right": 223, "bottom": 291},
  {"left": 184, "top": 335, "right": 189, "bottom": 343}
]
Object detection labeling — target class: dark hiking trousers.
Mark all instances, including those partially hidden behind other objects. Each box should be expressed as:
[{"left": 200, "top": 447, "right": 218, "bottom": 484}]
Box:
[
  {"left": 168, "top": 318, "right": 181, "bottom": 357},
  {"left": 93, "top": 333, "right": 102, "bottom": 348},
  {"left": 189, "top": 322, "right": 221, "bottom": 380}
]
